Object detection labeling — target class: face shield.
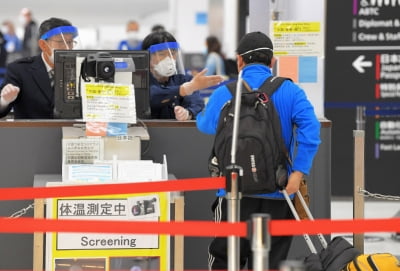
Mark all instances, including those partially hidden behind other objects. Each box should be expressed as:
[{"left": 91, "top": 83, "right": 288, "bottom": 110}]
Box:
[
  {"left": 40, "top": 25, "right": 80, "bottom": 50},
  {"left": 149, "top": 41, "right": 185, "bottom": 78}
]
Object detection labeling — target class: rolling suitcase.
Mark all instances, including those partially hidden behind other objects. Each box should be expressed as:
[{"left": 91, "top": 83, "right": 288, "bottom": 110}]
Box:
[{"left": 282, "top": 189, "right": 361, "bottom": 271}]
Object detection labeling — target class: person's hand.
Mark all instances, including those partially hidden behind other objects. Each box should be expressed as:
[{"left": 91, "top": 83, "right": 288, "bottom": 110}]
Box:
[
  {"left": 283, "top": 171, "right": 304, "bottom": 195},
  {"left": 181, "top": 69, "right": 224, "bottom": 96},
  {"left": 174, "top": 106, "right": 191, "bottom": 121},
  {"left": 0, "top": 84, "right": 20, "bottom": 107}
]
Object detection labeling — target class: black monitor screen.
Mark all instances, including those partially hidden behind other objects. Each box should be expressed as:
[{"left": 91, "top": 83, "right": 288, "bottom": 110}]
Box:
[{"left": 54, "top": 49, "right": 150, "bottom": 120}]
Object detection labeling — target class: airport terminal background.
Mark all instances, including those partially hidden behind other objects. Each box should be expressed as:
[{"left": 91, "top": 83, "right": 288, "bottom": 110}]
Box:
[{"left": 0, "top": 0, "right": 399, "bottom": 270}]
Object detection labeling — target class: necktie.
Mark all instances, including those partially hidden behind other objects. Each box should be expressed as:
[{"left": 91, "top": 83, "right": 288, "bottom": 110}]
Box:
[{"left": 49, "top": 70, "right": 55, "bottom": 89}]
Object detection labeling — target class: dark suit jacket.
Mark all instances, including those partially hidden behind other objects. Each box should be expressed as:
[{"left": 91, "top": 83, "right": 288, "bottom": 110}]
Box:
[{"left": 0, "top": 55, "right": 54, "bottom": 119}]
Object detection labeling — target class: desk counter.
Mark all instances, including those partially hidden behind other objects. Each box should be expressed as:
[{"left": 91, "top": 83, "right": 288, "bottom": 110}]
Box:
[{"left": 0, "top": 119, "right": 331, "bottom": 270}]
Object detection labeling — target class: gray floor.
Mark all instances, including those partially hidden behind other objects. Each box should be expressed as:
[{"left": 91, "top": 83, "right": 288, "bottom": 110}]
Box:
[{"left": 331, "top": 198, "right": 400, "bottom": 257}]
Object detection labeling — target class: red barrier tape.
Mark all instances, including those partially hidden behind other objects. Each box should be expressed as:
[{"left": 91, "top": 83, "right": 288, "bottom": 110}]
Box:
[
  {"left": 0, "top": 270, "right": 222, "bottom": 271},
  {"left": 270, "top": 218, "right": 400, "bottom": 235},
  {"left": 1, "top": 178, "right": 399, "bottom": 237},
  {"left": 0, "top": 177, "right": 225, "bottom": 200},
  {"left": 0, "top": 217, "right": 399, "bottom": 236},
  {"left": 0, "top": 217, "right": 247, "bottom": 237}
]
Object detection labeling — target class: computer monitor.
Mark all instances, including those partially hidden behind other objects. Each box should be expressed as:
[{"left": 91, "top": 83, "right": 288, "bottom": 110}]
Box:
[{"left": 54, "top": 49, "right": 151, "bottom": 120}]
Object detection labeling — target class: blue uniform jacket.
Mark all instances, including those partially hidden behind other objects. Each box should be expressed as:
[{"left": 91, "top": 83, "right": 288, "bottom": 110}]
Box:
[
  {"left": 196, "top": 64, "right": 321, "bottom": 199},
  {"left": 149, "top": 73, "right": 205, "bottom": 119}
]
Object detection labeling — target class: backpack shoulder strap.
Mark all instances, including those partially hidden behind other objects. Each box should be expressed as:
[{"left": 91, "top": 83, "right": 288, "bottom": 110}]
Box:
[
  {"left": 225, "top": 80, "right": 238, "bottom": 96},
  {"left": 258, "top": 76, "right": 292, "bottom": 97},
  {"left": 225, "top": 76, "right": 292, "bottom": 97}
]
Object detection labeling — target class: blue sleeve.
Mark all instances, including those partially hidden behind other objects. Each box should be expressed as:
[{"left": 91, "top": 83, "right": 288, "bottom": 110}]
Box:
[
  {"left": 150, "top": 82, "right": 180, "bottom": 109},
  {"left": 117, "top": 40, "right": 127, "bottom": 50},
  {"left": 272, "top": 81, "right": 321, "bottom": 175},
  {"left": 150, "top": 74, "right": 204, "bottom": 116},
  {"left": 16, "top": 38, "right": 23, "bottom": 51},
  {"left": 291, "top": 91, "right": 321, "bottom": 175},
  {"left": 182, "top": 91, "right": 205, "bottom": 117},
  {"left": 149, "top": 74, "right": 191, "bottom": 109},
  {"left": 204, "top": 54, "right": 217, "bottom": 75},
  {"left": 133, "top": 41, "right": 143, "bottom": 50},
  {"left": 0, "top": 62, "right": 19, "bottom": 117},
  {"left": 196, "top": 85, "right": 232, "bottom": 134}
]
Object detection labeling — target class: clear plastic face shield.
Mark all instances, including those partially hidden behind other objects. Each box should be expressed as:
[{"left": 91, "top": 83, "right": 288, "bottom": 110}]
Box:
[
  {"left": 149, "top": 41, "right": 185, "bottom": 78},
  {"left": 40, "top": 25, "right": 80, "bottom": 50}
]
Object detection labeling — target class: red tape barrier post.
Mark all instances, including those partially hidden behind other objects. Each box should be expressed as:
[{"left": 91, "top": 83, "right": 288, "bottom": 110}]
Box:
[{"left": 250, "top": 214, "right": 271, "bottom": 271}]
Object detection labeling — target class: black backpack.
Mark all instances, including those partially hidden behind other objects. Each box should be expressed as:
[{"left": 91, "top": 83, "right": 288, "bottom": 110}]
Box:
[{"left": 209, "top": 76, "right": 291, "bottom": 195}]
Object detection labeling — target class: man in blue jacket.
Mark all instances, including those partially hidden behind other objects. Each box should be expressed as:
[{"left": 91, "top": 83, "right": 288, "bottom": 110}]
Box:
[{"left": 196, "top": 31, "right": 321, "bottom": 270}]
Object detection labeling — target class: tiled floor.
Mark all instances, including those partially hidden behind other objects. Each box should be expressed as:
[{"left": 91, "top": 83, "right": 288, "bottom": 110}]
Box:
[{"left": 331, "top": 198, "right": 400, "bottom": 257}]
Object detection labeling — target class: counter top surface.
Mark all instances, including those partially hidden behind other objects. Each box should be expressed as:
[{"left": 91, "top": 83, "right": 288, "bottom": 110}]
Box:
[{"left": 0, "top": 118, "right": 332, "bottom": 128}]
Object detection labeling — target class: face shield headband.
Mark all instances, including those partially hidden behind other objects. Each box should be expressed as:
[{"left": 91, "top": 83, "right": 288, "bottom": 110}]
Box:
[
  {"left": 40, "top": 25, "right": 79, "bottom": 40},
  {"left": 149, "top": 41, "right": 185, "bottom": 76},
  {"left": 149, "top": 41, "right": 180, "bottom": 53}
]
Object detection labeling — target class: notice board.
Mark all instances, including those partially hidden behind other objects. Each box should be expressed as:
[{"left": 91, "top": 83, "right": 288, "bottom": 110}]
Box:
[{"left": 46, "top": 190, "right": 170, "bottom": 271}]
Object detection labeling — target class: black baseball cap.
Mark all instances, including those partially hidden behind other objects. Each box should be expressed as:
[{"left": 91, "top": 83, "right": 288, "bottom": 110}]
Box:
[{"left": 236, "top": 31, "right": 273, "bottom": 56}]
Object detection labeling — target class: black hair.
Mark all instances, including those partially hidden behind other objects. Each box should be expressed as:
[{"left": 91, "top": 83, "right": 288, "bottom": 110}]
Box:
[
  {"left": 141, "top": 30, "right": 176, "bottom": 50},
  {"left": 241, "top": 51, "right": 272, "bottom": 66},
  {"left": 151, "top": 24, "right": 165, "bottom": 33},
  {"left": 38, "top": 17, "right": 73, "bottom": 40},
  {"left": 206, "top": 36, "right": 222, "bottom": 55}
]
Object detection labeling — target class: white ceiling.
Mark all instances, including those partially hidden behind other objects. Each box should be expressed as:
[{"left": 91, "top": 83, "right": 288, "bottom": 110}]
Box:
[{"left": 0, "top": 0, "right": 169, "bottom": 27}]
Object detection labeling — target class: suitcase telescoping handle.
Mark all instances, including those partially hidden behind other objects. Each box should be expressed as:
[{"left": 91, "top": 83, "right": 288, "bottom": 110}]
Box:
[
  {"left": 282, "top": 189, "right": 328, "bottom": 253},
  {"left": 282, "top": 189, "right": 318, "bottom": 254},
  {"left": 294, "top": 190, "right": 328, "bottom": 249}
]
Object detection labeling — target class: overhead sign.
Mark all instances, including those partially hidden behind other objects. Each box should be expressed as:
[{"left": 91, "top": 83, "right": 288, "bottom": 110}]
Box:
[
  {"left": 352, "top": 55, "right": 372, "bottom": 73},
  {"left": 325, "top": 0, "right": 400, "bottom": 196}
]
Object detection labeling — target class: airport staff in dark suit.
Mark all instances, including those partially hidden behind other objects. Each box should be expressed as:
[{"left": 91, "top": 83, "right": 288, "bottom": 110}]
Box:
[
  {"left": 19, "top": 8, "right": 39, "bottom": 57},
  {"left": 0, "top": 17, "right": 78, "bottom": 119}
]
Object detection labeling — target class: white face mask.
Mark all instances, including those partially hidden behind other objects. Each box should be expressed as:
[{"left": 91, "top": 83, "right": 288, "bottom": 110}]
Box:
[
  {"left": 48, "top": 49, "right": 55, "bottom": 64},
  {"left": 153, "top": 57, "right": 177, "bottom": 77},
  {"left": 127, "top": 31, "right": 139, "bottom": 41},
  {"left": 126, "top": 31, "right": 140, "bottom": 48},
  {"left": 45, "top": 42, "right": 55, "bottom": 65}
]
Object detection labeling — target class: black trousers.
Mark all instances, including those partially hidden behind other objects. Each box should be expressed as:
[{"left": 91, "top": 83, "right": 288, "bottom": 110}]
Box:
[{"left": 208, "top": 196, "right": 293, "bottom": 270}]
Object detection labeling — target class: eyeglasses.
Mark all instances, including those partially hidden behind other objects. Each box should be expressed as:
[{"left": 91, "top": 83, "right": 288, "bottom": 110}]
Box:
[{"left": 48, "top": 39, "right": 77, "bottom": 47}]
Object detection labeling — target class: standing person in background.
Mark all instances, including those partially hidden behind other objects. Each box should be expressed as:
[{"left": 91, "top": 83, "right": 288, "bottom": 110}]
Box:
[
  {"left": 19, "top": 8, "right": 39, "bottom": 57},
  {"left": 0, "top": 17, "right": 79, "bottom": 119},
  {"left": 117, "top": 20, "right": 142, "bottom": 50},
  {"left": 204, "top": 36, "right": 226, "bottom": 78},
  {"left": 0, "top": 31, "right": 7, "bottom": 69},
  {"left": 141, "top": 30, "right": 224, "bottom": 120},
  {"left": 197, "top": 31, "right": 321, "bottom": 270},
  {"left": 1, "top": 20, "right": 23, "bottom": 63}
]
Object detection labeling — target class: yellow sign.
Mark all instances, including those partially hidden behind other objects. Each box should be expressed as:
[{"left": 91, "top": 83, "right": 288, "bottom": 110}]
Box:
[
  {"left": 271, "top": 21, "right": 323, "bottom": 56},
  {"left": 273, "top": 22, "right": 320, "bottom": 33},
  {"left": 46, "top": 192, "right": 170, "bottom": 271},
  {"left": 81, "top": 82, "right": 137, "bottom": 123}
]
